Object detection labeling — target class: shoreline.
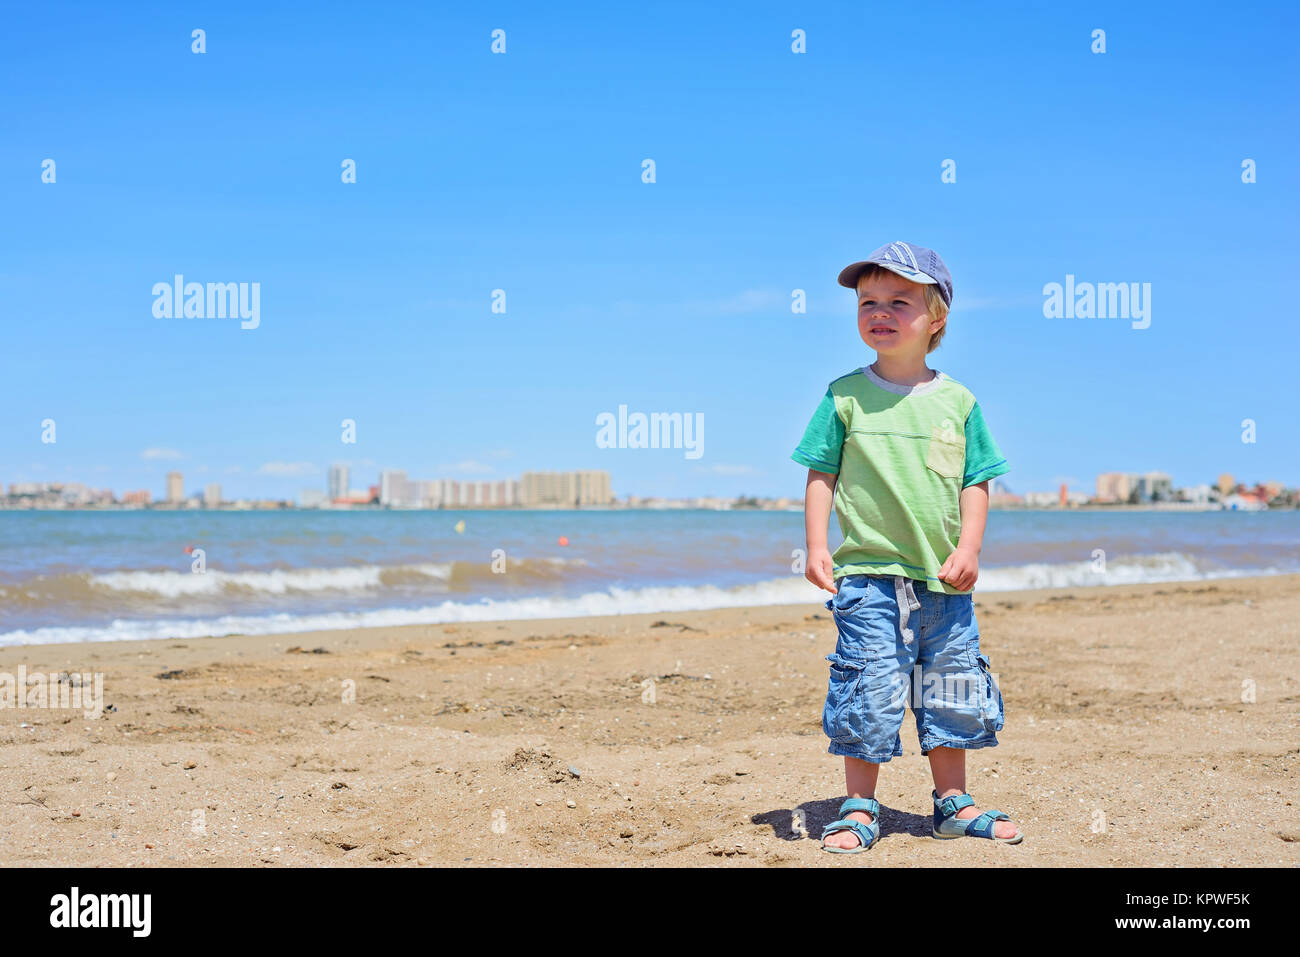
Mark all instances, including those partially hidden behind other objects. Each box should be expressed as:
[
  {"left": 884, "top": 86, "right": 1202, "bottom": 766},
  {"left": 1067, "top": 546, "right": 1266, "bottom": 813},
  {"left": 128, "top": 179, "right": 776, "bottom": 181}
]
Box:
[
  {"left": 4, "top": 563, "right": 1299, "bottom": 651},
  {"left": 1, "top": 573, "right": 1296, "bottom": 866}
]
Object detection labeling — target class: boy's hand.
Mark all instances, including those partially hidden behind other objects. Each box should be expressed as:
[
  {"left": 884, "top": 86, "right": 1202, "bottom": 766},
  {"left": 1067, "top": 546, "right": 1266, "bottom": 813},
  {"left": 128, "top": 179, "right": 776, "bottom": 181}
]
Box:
[
  {"left": 937, "top": 545, "right": 979, "bottom": 591},
  {"left": 806, "top": 547, "right": 837, "bottom": 594}
]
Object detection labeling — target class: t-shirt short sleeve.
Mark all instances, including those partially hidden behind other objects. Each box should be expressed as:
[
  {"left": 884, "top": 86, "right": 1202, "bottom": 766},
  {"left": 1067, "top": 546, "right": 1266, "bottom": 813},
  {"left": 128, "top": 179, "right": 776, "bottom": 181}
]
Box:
[
  {"left": 791, "top": 387, "right": 845, "bottom": 474},
  {"left": 962, "top": 400, "right": 1010, "bottom": 487}
]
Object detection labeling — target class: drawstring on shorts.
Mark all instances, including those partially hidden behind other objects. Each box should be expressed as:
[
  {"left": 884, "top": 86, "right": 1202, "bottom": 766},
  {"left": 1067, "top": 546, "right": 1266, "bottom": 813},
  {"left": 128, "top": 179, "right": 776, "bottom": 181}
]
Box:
[{"left": 894, "top": 576, "right": 921, "bottom": 646}]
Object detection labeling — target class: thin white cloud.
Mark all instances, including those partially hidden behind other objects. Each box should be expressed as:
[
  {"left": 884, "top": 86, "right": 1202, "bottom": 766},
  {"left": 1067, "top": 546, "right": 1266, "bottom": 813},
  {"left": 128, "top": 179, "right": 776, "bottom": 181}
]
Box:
[{"left": 141, "top": 448, "right": 183, "bottom": 460}]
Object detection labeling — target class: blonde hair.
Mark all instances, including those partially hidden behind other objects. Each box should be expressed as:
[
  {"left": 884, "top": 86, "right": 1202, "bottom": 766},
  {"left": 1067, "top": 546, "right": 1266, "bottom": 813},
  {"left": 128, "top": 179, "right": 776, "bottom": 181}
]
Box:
[{"left": 854, "top": 264, "right": 949, "bottom": 353}]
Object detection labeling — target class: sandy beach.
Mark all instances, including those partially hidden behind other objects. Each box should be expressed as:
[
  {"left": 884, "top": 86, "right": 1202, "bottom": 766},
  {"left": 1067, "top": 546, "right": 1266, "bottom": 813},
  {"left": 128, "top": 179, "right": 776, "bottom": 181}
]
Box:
[{"left": 1, "top": 574, "right": 1296, "bottom": 867}]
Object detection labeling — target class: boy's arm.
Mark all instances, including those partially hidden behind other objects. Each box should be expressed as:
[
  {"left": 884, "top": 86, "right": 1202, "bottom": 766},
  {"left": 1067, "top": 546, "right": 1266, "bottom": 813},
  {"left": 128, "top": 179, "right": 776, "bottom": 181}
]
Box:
[
  {"left": 791, "top": 385, "right": 844, "bottom": 594},
  {"left": 937, "top": 480, "right": 989, "bottom": 591},
  {"left": 804, "top": 468, "right": 838, "bottom": 593},
  {"left": 942, "top": 398, "right": 1009, "bottom": 590}
]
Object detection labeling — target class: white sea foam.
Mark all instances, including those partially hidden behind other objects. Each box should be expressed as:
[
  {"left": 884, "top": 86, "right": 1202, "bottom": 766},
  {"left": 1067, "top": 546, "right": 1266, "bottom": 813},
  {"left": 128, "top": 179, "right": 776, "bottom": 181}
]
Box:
[
  {"left": 85, "top": 558, "right": 583, "bottom": 598},
  {"left": 90, "top": 566, "right": 401, "bottom": 596},
  {"left": 1, "top": 577, "right": 823, "bottom": 646},
  {"left": 976, "top": 551, "right": 1208, "bottom": 592},
  {"left": 1, "top": 554, "right": 1288, "bottom": 647}
]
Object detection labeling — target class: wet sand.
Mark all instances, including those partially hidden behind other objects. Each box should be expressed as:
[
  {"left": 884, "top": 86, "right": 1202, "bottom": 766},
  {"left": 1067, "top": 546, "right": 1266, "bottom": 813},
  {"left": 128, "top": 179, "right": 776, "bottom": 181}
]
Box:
[{"left": 1, "top": 574, "right": 1296, "bottom": 866}]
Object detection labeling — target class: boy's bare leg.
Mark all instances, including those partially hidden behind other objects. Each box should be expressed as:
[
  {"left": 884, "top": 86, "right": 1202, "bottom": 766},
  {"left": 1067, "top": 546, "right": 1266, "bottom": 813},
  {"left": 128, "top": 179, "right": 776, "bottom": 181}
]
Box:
[
  {"left": 927, "top": 746, "right": 1019, "bottom": 838},
  {"left": 822, "top": 756, "right": 880, "bottom": 849}
]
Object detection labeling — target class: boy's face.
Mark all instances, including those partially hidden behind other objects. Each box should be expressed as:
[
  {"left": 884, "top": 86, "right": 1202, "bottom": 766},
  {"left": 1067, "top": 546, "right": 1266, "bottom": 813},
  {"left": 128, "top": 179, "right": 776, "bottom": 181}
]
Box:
[{"left": 856, "top": 272, "right": 944, "bottom": 357}]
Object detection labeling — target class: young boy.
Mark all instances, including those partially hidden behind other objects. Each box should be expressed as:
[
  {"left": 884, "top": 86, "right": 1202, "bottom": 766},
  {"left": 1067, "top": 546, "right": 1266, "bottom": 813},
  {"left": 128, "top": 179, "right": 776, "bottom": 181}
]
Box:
[{"left": 791, "top": 241, "right": 1022, "bottom": 852}]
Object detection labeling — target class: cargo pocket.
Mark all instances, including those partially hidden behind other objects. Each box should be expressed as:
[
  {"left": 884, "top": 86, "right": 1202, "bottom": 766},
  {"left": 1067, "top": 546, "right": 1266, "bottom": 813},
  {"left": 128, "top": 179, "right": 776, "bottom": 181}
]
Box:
[
  {"left": 925, "top": 420, "right": 965, "bottom": 479},
  {"left": 822, "top": 653, "right": 869, "bottom": 745},
  {"left": 974, "top": 652, "right": 1004, "bottom": 732},
  {"left": 829, "top": 580, "right": 870, "bottom": 618}
]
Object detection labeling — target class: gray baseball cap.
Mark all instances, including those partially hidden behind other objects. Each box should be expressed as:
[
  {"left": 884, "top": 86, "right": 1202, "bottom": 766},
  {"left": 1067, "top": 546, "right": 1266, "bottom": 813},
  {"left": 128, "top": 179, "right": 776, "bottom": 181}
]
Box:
[{"left": 837, "top": 241, "right": 953, "bottom": 307}]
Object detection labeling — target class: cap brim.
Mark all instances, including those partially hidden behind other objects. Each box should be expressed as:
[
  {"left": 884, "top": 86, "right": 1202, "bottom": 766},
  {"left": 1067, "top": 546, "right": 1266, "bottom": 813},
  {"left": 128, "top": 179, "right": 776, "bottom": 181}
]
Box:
[{"left": 838, "top": 260, "right": 938, "bottom": 289}]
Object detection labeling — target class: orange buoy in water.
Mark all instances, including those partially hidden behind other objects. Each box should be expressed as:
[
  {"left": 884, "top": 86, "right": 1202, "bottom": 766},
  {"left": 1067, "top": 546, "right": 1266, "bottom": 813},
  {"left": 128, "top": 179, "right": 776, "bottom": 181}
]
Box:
[
  {"left": 558, "top": 536, "right": 569, "bottom": 546},
  {"left": 183, "top": 545, "right": 194, "bottom": 555}
]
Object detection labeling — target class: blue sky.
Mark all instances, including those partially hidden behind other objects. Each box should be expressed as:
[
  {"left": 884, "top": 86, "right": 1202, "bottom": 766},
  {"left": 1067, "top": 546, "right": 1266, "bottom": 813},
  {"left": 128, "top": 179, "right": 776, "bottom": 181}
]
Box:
[{"left": 2, "top": 0, "right": 1297, "bottom": 501}]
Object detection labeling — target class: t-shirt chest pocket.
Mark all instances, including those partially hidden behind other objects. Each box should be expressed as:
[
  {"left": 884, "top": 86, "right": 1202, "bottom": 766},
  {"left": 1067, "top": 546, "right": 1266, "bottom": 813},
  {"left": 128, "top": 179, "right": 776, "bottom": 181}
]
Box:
[{"left": 925, "top": 419, "right": 965, "bottom": 479}]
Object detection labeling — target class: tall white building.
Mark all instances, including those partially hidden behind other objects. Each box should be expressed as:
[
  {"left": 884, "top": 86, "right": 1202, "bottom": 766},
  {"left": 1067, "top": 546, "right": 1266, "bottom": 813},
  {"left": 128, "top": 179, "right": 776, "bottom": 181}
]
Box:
[
  {"left": 1136, "top": 472, "right": 1173, "bottom": 503},
  {"left": 439, "top": 480, "right": 461, "bottom": 508},
  {"left": 166, "top": 471, "right": 184, "bottom": 503},
  {"left": 203, "top": 483, "right": 221, "bottom": 507},
  {"left": 328, "top": 464, "right": 349, "bottom": 502},
  {"left": 380, "top": 470, "right": 408, "bottom": 506},
  {"left": 413, "top": 480, "right": 441, "bottom": 508}
]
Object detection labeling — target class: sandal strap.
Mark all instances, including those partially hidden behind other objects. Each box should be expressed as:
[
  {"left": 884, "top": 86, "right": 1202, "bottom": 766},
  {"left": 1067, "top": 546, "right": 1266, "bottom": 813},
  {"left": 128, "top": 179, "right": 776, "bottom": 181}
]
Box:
[
  {"left": 934, "top": 791, "right": 974, "bottom": 818},
  {"left": 821, "top": 817, "right": 878, "bottom": 848},
  {"left": 966, "top": 809, "right": 1011, "bottom": 839},
  {"left": 839, "top": 797, "right": 880, "bottom": 819}
]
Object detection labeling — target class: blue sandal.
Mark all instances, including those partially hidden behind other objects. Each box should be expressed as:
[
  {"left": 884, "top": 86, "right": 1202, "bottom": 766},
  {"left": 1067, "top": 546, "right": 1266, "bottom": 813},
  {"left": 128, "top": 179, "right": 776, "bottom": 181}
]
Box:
[
  {"left": 932, "top": 790, "right": 1022, "bottom": 843},
  {"left": 820, "top": 797, "right": 881, "bottom": 853}
]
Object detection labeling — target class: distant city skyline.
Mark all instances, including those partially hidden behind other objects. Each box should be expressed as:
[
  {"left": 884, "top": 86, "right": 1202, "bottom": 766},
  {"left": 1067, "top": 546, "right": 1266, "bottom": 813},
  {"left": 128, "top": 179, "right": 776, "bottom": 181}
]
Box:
[{"left": 4, "top": 466, "right": 1292, "bottom": 512}]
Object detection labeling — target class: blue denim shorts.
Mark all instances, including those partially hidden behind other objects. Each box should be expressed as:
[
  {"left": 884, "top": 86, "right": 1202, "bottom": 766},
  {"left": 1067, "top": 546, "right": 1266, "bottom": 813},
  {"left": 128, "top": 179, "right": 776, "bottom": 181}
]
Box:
[{"left": 822, "top": 573, "right": 1004, "bottom": 763}]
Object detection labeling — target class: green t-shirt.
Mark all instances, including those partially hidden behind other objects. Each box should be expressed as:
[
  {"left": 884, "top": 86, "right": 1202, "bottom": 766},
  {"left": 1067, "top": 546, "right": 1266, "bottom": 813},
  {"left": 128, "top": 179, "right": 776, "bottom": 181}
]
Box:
[{"left": 791, "top": 365, "right": 1009, "bottom": 594}]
